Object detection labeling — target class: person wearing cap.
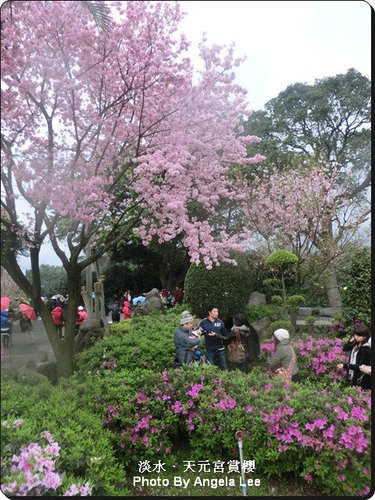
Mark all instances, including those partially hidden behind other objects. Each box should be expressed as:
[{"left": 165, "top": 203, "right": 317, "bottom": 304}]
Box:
[
  {"left": 337, "top": 323, "right": 371, "bottom": 390},
  {"left": 269, "top": 328, "right": 301, "bottom": 382},
  {"left": 76, "top": 305, "right": 88, "bottom": 333},
  {"left": 174, "top": 311, "right": 202, "bottom": 365}
]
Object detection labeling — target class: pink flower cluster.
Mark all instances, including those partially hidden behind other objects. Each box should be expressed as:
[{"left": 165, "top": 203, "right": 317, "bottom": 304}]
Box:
[
  {"left": 100, "top": 359, "right": 117, "bottom": 370},
  {"left": 261, "top": 402, "right": 370, "bottom": 458},
  {"left": 1, "top": 425, "right": 92, "bottom": 496}
]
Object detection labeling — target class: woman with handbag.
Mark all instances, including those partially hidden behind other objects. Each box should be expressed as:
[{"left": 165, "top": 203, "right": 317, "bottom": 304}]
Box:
[
  {"left": 227, "top": 313, "right": 260, "bottom": 372},
  {"left": 337, "top": 323, "right": 371, "bottom": 391},
  {"left": 269, "top": 328, "right": 301, "bottom": 383}
]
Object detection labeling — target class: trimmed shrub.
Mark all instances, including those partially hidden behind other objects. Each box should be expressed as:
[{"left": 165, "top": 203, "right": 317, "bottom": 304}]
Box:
[
  {"left": 245, "top": 303, "right": 281, "bottom": 324},
  {"left": 269, "top": 319, "right": 292, "bottom": 333},
  {"left": 184, "top": 252, "right": 256, "bottom": 322}
]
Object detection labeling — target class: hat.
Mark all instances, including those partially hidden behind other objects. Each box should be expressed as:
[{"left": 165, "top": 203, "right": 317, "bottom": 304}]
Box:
[
  {"left": 274, "top": 328, "right": 289, "bottom": 341},
  {"left": 180, "top": 310, "right": 194, "bottom": 325},
  {"left": 78, "top": 306, "right": 84, "bottom": 311}
]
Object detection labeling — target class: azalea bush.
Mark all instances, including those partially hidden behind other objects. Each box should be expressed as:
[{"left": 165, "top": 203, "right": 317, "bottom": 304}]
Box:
[
  {"left": 259, "top": 335, "right": 348, "bottom": 385},
  {"left": 1, "top": 380, "right": 127, "bottom": 496},
  {"left": 75, "top": 309, "right": 181, "bottom": 374},
  {"left": 61, "top": 364, "right": 372, "bottom": 496},
  {"left": 1, "top": 425, "right": 92, "bottom": 497}
]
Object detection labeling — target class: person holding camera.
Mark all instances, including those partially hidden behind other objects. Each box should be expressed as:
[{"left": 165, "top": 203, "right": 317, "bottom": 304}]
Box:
[
  {"left": 174, "top": 311, "right": 203, "bottom": 365},
  {"left": 337, "top": 323, "right": 371, "bottom": 391},
  {"left": 198, "top": 305, "right": 229, "bottom": 371}
]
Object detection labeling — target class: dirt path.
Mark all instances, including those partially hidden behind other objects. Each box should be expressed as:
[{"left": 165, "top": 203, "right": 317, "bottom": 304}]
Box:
[{"left": 1, "top": 317, "right": 56, "bottom": 370}]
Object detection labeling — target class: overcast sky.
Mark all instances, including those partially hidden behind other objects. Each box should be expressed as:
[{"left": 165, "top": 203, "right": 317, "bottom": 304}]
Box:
[
  {"left": 15, "top": 0, "right": 371, "bottom": 271},
  {"left": 179, "top": 0, "right": 371, "bottom": 111}
]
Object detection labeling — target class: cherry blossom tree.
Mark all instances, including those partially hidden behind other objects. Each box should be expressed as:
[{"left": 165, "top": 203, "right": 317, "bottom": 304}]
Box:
[
  {"left": 1, "top": 1, "right": 264, "bottom": 376},
  {"left": 243, "top": 162, "right": 369, "bottom": 307}
]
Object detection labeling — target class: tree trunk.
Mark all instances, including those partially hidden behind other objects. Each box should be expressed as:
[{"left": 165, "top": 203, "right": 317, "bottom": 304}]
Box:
[
  {"left": 38, "top": 303, "right": 74, "bottom": 378},
  {"left": 326, "top": 262, "right": 342, "bottom": 307},
  {"left": 84, "top": 245, "right": 94, "bottom": 318},
  {"left": 94, "top": 280, "right": 110, "bottom": 337}
]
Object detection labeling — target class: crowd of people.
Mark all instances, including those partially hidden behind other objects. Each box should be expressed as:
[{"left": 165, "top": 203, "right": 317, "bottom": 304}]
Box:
[
  {"left": 2, "top": 287, "right": 372, "bottom": 392},
  {"left": 173, "top": 306, "right": 372, "bottom": 391},
  {"left": 109, "top": 287, "right": 185, "bottom": 322},
  {"left": 46, "top": 294, "right": 89, "bottom": 339},
  {"left": 173, "top": 305, "right": 261, "bottom": 373}
]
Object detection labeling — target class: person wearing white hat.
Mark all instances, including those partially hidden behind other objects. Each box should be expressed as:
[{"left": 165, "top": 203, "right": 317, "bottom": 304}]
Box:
[
  {"left": 174, "top": 311, "right": 203, "bottom": 366},
  {"left": 269, "top": 328, "right": 301, "bottom": 382},
  {"left": 76, "top": 305, "right": 88, "bottom": 333}
]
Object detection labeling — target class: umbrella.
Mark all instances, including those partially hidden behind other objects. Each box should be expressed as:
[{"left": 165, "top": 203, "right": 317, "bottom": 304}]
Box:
[
  {"left": 51, "top": 294, "right": 65, "bottom": 301},
  {"left": 1, "top": 296, "right": 11, "bottom": 311},
  {"left": 19, "top": 303, "right": 37, "bottom": 321}
]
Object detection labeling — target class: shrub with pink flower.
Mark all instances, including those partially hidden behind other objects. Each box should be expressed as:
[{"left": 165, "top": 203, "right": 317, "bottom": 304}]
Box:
[
  {"left": 259, "top": 335, "right": 348, "bottom": 385},
  {"left": 1, "top": 422, "right": 92, "bottom": 496}
]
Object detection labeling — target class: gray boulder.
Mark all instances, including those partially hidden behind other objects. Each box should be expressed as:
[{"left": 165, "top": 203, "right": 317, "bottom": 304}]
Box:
[
  {"left": 247, "top": 291, "right": 266, "bottom": 306},
  {"left": 251, "top": 317, "right": 271, "bottom": 343},
  {"left": 134, "top": 288, "right": 166, "bottom": 316},
  {"left": 74, "top": 318, "right": 102, "bottom": 354}
]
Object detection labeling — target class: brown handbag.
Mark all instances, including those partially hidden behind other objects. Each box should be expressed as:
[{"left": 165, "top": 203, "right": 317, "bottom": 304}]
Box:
[
  {"left": 274, "top": 347, "right": 296, "bottom": 384},
  {"left": 227, "top": 329, "right": 246, "bottom": 363}
]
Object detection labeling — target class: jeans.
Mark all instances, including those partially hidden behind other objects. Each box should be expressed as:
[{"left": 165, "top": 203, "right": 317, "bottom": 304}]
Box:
[{"left": 206, "top": 348, "right": 228, "bottom": 371}]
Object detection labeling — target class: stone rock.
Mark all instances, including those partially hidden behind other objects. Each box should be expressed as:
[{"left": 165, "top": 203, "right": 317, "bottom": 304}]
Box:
[
  {"left": 251, "top": 317, "right": 271, "bottom": 342},
  {"left": 74, "top": 318, "right": 102, "bottom": 354},
  {"left": 318, "top": 307, "right": 341, "bottom": 318},
  {"left": 36, "top": 361, "right": 58, "bottom": 384},
  {"left": 145, "top": 288, "right": 160, "bottom": 301},
  {"left": 25, "top": 359, "right": 37, "bottom": 370},
  {"left": 18, "top": 367, "right": 50, "bottom": 385},
  {"left": 298, "top": 307, "right": 314, "bottom": 317},
  {"left": 134, "top": 289, "right": 166, "bottom": 316},
  {"left": 247, "top": 292, "right": 266, "bottom": 306}
]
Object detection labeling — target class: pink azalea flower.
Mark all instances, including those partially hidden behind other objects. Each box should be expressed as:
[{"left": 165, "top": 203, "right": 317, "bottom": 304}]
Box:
[{"left": 350, "top": 406, "right": 368, "bottom": 421}]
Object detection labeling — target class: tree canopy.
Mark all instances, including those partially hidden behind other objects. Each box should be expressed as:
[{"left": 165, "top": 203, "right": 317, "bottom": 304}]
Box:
[{"left": 243, "top": 68, "right": 371, "bottom": 192}]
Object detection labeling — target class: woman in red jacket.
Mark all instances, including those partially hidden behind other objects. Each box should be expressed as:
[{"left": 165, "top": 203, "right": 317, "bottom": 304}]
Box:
[
  {"left": 122, "top": 299, "right": 131, "bottom": 319},
  {"left": 51, "top": 304, "right": 64, "bottom": 339}
]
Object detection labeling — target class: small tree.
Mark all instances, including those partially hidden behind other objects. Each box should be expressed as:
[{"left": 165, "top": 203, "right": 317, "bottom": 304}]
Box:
[
  {"left": 264, "top": 250, "right": 305, "bottom": 333},
  {"left": 242, "top": 163, "right": 369, "bottom": 307},
  {"left": 264, "top": 250, "right": 298, "bottom": 307}
]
